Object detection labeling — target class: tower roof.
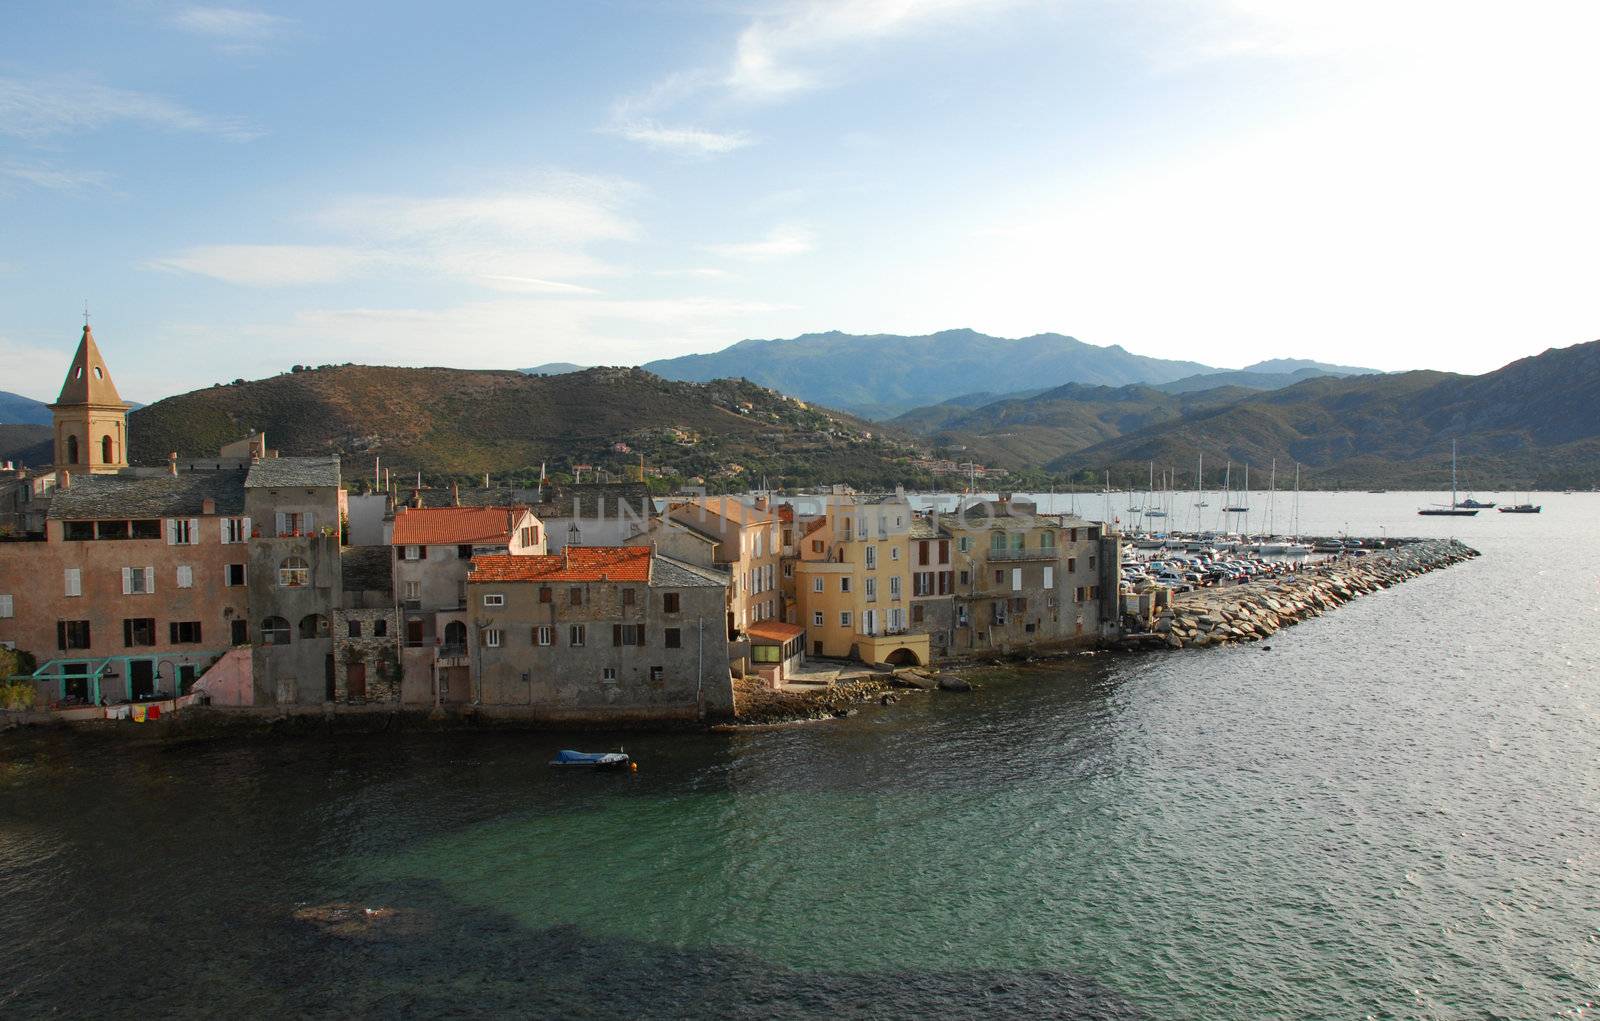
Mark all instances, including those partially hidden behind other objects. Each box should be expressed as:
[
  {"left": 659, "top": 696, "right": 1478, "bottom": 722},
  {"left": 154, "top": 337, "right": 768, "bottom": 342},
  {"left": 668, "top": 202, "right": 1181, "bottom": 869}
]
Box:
[{"left": 53, "top": 324, "right": 126, "bottom": 407}]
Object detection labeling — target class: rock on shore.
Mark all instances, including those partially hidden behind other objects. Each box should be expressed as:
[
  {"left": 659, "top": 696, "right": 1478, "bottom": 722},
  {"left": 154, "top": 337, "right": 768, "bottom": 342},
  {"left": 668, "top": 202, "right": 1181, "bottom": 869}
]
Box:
[{"left": 1121, "top": 538, "right": 1479, "bottom": 652}]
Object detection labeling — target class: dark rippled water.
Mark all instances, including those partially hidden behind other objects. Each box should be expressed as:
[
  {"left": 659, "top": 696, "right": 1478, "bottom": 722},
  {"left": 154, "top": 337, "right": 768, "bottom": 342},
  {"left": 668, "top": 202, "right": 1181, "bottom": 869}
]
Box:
[{"left": 2, "top": 493, "right": 1596, "bottom": 1019}]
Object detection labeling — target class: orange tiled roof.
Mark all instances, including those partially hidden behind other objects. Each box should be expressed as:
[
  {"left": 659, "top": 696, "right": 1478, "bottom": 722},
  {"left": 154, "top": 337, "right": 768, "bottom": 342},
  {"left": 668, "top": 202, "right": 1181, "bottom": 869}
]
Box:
[
  {"left": 746, "top": 620, "right": 806, "bottom": 642},
  {"left": 469, "top": 546, "right": 651, "bottom": 583},
  {"left": 392, "top": 506, "right": 526, "bottom": 546}
]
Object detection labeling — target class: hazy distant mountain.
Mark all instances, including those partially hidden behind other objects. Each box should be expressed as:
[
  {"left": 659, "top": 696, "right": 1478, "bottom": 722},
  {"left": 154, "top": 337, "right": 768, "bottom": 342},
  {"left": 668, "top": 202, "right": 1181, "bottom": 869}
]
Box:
[
  {"left": 0, "top": 391, "right": 51, "bottom": 425},
  {"left": 520, "top": 362, "right": 588, "bottom": 375},
  {"left": 1240, "top": 358, "right": 1381, "bottom": 375},
  {"left": 0, "top": 424, "right": 52, "bottom": 466},
  {"left": 642, "top": 329, "right": 1214, "bottom": 419},
  {"left": 1151, "top": 367, "right": 1353, "bottom": 394},
  {"left": 1052, "top": 340, "right": 1600, "bottom": 487}
]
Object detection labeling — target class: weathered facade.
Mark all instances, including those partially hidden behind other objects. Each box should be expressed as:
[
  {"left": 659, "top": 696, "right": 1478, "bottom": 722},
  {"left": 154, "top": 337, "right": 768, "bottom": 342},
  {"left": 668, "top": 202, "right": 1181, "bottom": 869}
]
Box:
[
  {"left": 944, "top": 498, "right": 1121, "bottom": 655},
  {"left": 0, "top": 470, "right": 250, "bottom": 704},
  {"left": 465, "top": 546, "right": 733, "bottom": 720},
  {"left": 245, "top": 456, "right": 345, "bottom": 705},
  {"left": 332, "top": 546, "right": 400, "bottom": 703}
]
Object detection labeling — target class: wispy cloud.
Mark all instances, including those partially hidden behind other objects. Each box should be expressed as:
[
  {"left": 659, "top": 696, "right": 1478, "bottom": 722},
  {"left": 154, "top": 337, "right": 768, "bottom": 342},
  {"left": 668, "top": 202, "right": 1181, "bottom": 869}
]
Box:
[
  {"left": 146, "top": 245, "right": 372, "bottom": 286},
  {"left": 705, "top": 224, "right": 816, "bottom": 260},
  {"left": 611, "top": 121, "right": 753, "bottom": 156},
  {"left": 149, "top": 175, "right": 640, "bottom": 292},
  {"left": 0, "top": 74, "right": 259, "bottom": 141},
  {"left": 0, "top": 159, "right": 110, "bottom": 192},
  {"left": 171, "top": 6, "right": 293, "bottom": 54}
]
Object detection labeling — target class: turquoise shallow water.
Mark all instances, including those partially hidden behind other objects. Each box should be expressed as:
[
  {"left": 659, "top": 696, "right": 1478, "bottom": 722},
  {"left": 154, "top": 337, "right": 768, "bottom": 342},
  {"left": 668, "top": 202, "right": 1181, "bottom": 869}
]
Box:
[{"left": 1, "top": 492, "right": 1596, "bottom": 1018}]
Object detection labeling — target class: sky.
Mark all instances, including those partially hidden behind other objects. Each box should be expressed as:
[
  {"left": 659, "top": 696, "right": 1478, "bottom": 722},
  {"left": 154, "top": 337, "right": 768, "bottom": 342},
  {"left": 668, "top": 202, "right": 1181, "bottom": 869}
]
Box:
[{"left": 3, "top": 0, "right": 1599, "bottom": 403}]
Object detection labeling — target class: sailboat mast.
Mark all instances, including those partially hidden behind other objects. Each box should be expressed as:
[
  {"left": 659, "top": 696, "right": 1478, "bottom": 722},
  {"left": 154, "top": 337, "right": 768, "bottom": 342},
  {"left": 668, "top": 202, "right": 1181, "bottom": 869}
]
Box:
[{"left": 1451, "top": 439, "right": 1459, "bottom": 507}]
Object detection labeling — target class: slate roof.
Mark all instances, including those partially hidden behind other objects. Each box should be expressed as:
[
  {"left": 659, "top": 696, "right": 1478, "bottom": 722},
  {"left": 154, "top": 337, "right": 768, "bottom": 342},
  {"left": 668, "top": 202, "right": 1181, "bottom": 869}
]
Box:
[
  {"left": 469, "top": 546, "right": 653, "bottom": 583},
  {"left": 650, "top": 554, "right": 729, "bottom": 588},
  {"left": 341, "top": 546, "right": 393, "bottom": 595},
  {"left": 391, "top": 506, "right": 526, "bottom": 546},
  {"left": 908, "top": 517, "right": 950, "bottom": 539},
  {"left": 244, "top": 456, "right": 341, "bottom": 489},
  {"left": 48, "top": 470, "right": 247, "bottom": 520}
]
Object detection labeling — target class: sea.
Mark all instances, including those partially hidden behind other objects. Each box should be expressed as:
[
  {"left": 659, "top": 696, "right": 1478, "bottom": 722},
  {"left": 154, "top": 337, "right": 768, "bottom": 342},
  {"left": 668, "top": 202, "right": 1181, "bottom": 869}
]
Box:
[{"left": 1, "top": 491, "right": 1595, "bottom": 1019}]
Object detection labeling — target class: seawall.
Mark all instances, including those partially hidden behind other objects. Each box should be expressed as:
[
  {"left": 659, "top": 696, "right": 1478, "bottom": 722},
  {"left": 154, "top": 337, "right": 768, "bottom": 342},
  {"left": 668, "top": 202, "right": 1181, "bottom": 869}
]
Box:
[{"left": 1121, "top": 538, "right": 1480, "bottom": 650}]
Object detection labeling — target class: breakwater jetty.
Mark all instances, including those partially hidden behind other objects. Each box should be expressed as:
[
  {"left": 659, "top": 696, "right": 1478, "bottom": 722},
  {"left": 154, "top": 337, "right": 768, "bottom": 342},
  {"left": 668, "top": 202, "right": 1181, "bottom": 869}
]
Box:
[{"left": 1124, "top": 538, "right": 1479, "bottom": 650}]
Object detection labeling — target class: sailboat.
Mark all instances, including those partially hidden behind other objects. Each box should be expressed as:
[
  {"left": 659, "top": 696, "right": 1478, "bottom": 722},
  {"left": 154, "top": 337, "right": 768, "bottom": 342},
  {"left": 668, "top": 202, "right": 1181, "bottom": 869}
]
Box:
[
  {"left": 1419, "top": 441, "right": 1478, "bottom": 516},
  {"left": 1498, "top": 488, "right": 1541, "bottom": 514},
  {"left": 1143, "top": 461, "right": 1168, "bottom": 518},
  {"left": 1224, "top": 463, "right": 1249, "bottom": 514},
  {"left": 1282, "top": 463, "right": 1312, "bottom": 554}
]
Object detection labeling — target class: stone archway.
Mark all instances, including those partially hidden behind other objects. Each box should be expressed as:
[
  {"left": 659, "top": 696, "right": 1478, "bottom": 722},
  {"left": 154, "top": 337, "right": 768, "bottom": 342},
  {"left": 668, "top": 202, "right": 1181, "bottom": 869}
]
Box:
[{"left": 884, "top": 647, "right": 922, "bottom": 667}]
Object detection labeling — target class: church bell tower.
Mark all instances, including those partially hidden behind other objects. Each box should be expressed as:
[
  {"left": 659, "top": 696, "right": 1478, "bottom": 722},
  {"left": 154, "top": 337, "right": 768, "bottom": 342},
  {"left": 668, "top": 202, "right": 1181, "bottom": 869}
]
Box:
[{"left": 49, "top": 321, "right": 130, "bottom": 474}]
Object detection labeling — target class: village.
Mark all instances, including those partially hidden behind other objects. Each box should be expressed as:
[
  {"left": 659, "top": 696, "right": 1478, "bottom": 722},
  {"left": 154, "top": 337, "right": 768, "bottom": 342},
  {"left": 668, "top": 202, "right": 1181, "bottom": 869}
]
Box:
[{"left": 0, "top": 326, "right": 1122, "bottom": 727}]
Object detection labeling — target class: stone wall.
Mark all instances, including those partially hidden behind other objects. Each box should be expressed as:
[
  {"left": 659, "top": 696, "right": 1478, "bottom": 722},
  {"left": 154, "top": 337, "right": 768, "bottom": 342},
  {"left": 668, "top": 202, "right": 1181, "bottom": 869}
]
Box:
[{"left": 332, "top": 607, "right": 401, "bottom": 703}]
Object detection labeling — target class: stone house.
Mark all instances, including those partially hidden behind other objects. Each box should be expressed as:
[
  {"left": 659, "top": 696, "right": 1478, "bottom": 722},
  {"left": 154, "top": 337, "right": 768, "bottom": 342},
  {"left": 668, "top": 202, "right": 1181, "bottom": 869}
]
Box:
[
  {"left": 465, "top": 546, "right": 733, "bottom": 721},
  {"left": 245, "top": 456, "right": 345, "bottom": 705},
  {"left": 943, "top": 498, "right": 1121, "bottom": 655},
  {"left": 332, "top": 546, "right": 400, "bottom": 703},
  {"left": 0, "top": 469, "right": 251, "bottom": 704},
  {"left": 390, "top": 504, "right": 545, "bottom": 705}
]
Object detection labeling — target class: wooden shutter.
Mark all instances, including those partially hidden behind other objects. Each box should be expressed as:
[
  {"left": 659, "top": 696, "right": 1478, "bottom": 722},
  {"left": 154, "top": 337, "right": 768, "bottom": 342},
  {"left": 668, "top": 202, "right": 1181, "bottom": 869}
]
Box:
[
  {"left": 124, "top": 619, "right": 134, "bottom": 647},
  {"left": 304, "top": 511, "right": 316, "bottom": 534},
  {"left": 275, "top": 512, "right": 288, "bottom": 536},
  {"left": 57, "top": 620, "right": 66, "bottom": 650},
  {"left": 146, "top": 566, "right": 156, "bottom": 593},
  {"left": 121, "top": 567, "right": 132, "bottom": 594},
  {"left": 169, "top": 621, "right": 179, "bottom": 643},
  {"left": 418, "top": 544, "right": 427, "bottom": 559},
  {"left": 637, "top": 625, "right": 646, "bottom": 647},
  {"left": 613, "top": 624, "right": 623, "bottom": 647},
  {"left": 165, "top": 519, "right": 177, "bottom": 544}
]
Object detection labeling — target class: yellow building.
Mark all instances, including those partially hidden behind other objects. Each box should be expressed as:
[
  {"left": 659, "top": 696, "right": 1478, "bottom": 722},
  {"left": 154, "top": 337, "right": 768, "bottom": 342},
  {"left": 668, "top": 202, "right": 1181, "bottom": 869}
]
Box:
[{"left": 788, "top": 493, "right": 929, "bottom": 667}]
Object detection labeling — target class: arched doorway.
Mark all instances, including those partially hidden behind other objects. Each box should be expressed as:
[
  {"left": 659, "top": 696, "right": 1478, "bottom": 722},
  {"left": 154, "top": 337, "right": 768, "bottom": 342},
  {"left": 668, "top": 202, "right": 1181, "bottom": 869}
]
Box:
[
  {"left": 443, "top": 620, "right": 467, "bottom": 650},
  {"left": 884, "top": 647, "right": 922, "bottom": 667}
]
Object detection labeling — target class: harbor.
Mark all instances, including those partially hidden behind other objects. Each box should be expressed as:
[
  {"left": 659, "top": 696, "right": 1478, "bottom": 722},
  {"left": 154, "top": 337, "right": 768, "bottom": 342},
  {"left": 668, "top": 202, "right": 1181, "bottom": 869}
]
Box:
[{"left": 1119, "top": 537, "right": 1479, "bottom": 650}]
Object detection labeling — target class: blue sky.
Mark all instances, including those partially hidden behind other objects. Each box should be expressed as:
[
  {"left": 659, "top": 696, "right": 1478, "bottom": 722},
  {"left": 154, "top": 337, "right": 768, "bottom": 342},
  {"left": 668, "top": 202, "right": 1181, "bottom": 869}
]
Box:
[{"left": 4, "top": 1, "right": 1598, "bottom": 403}]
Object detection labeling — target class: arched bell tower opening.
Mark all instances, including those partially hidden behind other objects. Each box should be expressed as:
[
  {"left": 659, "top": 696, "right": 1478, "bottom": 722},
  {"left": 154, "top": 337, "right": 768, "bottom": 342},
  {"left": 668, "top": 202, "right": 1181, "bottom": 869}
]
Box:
[{"left": 49, "top": 322, "right": 130, "bottom": 474}]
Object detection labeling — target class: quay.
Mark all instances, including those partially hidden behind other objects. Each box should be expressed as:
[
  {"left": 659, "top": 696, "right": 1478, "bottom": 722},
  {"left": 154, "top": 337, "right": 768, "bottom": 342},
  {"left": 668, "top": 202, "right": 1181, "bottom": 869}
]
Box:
[{"left": 1119, "top": 538, "right": 1479, "bottom": 650}]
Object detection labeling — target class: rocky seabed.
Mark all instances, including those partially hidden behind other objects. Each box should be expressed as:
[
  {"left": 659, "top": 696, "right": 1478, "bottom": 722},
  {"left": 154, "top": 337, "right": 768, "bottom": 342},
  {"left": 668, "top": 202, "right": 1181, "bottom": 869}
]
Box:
[{"left": 1124, "top": 539, "right": 1480, "bottom": 651}]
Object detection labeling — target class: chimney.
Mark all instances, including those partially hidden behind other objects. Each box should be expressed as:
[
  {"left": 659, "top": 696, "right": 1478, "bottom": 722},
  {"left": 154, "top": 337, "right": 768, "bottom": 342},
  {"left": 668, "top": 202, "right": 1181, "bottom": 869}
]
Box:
[
  {"left": 59, "top": 470, "right": 71, "bottom": 490},
  {"left": 482, "top": 471, "right": 490, "bottom": 489},
  {"left": 450, "top": 480, "right": 460, "bottom": 507},
  {"left": 202, "top": 497, "right": 216, "bottom": 515},
  {"left": 753, "top": 496, "right": 769, "bottom": 511},
  {"left": 168, "top": 452, "right": 179, "bottom": 476},
  {"left": 410, "top": 488, "right": 422, "bottom": 509}
]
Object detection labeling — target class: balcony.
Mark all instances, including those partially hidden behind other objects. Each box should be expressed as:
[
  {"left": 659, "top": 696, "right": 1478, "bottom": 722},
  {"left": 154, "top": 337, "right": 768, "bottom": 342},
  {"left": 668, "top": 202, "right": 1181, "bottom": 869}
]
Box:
[{"left": 985, "top": 547, "right": 1058, "bottom": 562}]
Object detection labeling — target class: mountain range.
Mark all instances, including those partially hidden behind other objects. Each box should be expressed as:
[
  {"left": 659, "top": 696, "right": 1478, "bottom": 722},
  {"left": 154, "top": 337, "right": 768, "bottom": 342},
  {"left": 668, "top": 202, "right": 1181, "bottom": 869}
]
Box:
[
  {"left": 0, "top": 391, "right": 52, "bottom": 425},
  {"left": 641, "top": 329, "right": 1220, "bottom": 418},
  {"left": 909, "top": 340, "right": 1600, "bottom": 488}
]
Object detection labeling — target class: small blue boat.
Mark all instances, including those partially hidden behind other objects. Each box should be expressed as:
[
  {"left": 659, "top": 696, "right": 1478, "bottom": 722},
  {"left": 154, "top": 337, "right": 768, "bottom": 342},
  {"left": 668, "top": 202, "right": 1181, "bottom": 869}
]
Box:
[{"left": 548, "top": 749, "right": 631, "bottom": 771}]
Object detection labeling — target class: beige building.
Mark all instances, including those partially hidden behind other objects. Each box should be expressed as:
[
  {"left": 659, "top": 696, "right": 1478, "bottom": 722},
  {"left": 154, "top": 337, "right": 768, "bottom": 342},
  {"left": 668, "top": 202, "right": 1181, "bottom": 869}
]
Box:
[
  {"left": 787, "top": 493, "right": 929, "bottom": 667},
  {"left": 50, "top": 324, "right": 131, "bottom": 475}
]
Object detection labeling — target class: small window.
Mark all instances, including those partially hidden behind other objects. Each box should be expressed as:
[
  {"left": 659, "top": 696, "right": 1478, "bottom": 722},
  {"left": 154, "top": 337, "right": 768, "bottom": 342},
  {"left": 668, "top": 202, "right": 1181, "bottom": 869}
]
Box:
[
  {"left": 839, "top": 611, "right": 851, "bottom": 628},
  {"left": 122, "top": 617, "right": 156, "bottom": 647},
  {"left": 458, "top": 544, "right": 473, "bottom": 559},
  {"left": 812, "top": 577, "right": 823, "bottom": 593},
  {"left": 602, "top": 667, "right": 617, "bottom": 682},
  {"left": 58, "top": 619, "right": 92, "bottom": 649},
  {"left": 278, "top": 557, "right": 310, "bottom": 588},
  {"left": 260, "top": 617, "right": 290, "bottom": 645},
  {"left": 994, "top": 570, "right": 1004, "bottom": 583},
  {"left": 840, "top": 577, "right": 851, "bottom": 593},
  {"left": 176, "top": 565, "right": 194, "bottom": 589},
  {"left": 348, "top": 620, "right": 363, "bottom": 638},
  {"left": 0, "top": 594, "right": 12, "bottom": 618},
  {"left": 623, "top": 588, "right": 636, "bottom": 606},
  {"left": 483, "top": 593, "right": 505, "bottom": 607},
  {"left": 959, "top": 570, "right": 970, "bottom": 585},
  {"left": 663, "top": 592, "right": 680, "bottom": 613},
  {"left": 485, "top": 628, "right": 503, "bottom": 648},
  {"left": 64, "top": 567, "right": 82, "bottom": 596},
  {"left": 569, "top": 624, "right": 586, "bottom": 647},
  {"left": 225, "top": 563, "right": 247, "bottom": 586},
  {"left": 535, "top": 625, "right": 554, "bottom": 646},
  {"left": 664, "top": 627, "right": 681, "bottom": 648},
  {"left": 812, "top": 611, "right": 823, "bottom": 626},
  {"left": 539, "top": 586, "right": 553, "bottom": 603},
  {"left": 373, "top": 619, "right": 388, "bottom": 637},
  {"left": 570, "top": 587, "right": 583, "bottom": 606},
  {"left": 170, "top": 621, "right": 203, "bottom": 644},
  {"left": 650, "top": 666, "right": 663, "bottom": 683}
]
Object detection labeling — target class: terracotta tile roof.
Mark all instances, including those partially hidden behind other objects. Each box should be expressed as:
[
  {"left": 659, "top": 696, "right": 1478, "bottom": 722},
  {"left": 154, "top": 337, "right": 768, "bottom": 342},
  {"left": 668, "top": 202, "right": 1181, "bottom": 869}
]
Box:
[
  {"left": 392, "top": 506, "right": 525, "bottom": 546},
  {"left": 469, "top": 546, "right": 651, "bottom": 583},
  {"left": 746, "top": 620, "right": 806, "bottom": 643}
]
